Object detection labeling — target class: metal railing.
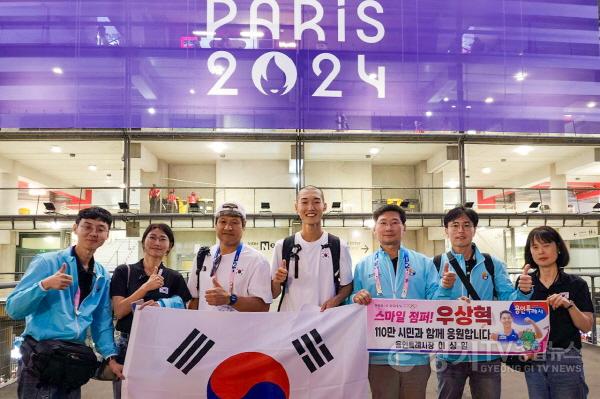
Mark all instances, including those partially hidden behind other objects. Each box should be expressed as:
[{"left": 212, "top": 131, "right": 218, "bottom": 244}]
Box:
[{"left": 1, "top": 185, "right": 599, "bottom": 217}]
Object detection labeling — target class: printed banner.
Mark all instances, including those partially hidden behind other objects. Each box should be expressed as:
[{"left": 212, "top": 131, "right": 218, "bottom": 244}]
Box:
[
  {"left": 367, "top": 299, "right": 550, "bottom": 355},
  {"left": 122, "top": 305, "right": 368, "bottom": 399}
]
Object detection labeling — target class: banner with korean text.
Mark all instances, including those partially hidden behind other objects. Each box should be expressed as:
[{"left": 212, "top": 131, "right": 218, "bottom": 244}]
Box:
[
  {"left": 367, "top": 299, "right": 550, "bottom": 355},
  {"left": 122, "top": 305, "right": 368, "bottom": 399}
]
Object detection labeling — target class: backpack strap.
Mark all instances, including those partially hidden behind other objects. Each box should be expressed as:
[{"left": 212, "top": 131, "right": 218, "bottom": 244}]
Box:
[
  {"left": 482, "top": 253, "right": 497, "bottom": 299},
  {"left": 195, "top": 246, "right": 211, "bottom": 293},
  {"left": 321, "top": 234, "right": 341, "bottom": 294},
  {"left": 278, "top": 236, "right": 301, "bottom": 312},
  {"left": 446, "top": 251, "right": 481, "bottom": 300},
  {"left": 433, "top": 254, "right": 442, "bottom": 273}
]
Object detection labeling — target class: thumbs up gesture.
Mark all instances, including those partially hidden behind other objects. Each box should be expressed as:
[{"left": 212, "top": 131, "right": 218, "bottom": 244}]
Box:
[
  {"left": 41, "top": 263, "right": 73, "bottom": 290},
  {"left": 518, "top": 264, "right": 533, "bottom": 293},
  {"left": 205, "top": 277, "right": 229, "bottom": 306},
  {"left": 273, "top": 260, "right": 288, "bottom": 284},
  {"left": 441, "top": 262, "right": 456, "bottom": 289}
]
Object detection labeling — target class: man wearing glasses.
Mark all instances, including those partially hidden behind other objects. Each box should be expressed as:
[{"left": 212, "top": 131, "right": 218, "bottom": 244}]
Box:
[
  {"left": 435, "top": 206, "right": 533, "bottom": 399},
  {"left": 7, "top": 207, "right": 123, "bottom": 398},
  {"left": 187, "top": 202, "right": 272, "bottom": 311}
]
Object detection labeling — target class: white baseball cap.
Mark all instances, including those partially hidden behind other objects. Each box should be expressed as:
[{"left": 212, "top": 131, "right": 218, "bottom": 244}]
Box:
[{"left": 214, "top": 202, "right": 246, "bottom": 221}]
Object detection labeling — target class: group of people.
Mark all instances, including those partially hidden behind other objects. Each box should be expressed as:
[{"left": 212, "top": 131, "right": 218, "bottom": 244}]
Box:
[
  {"left": 6, "top": 185, "right": 594, "bottom": 399},
  {"left": 148, "top": 184, "right": 201, "bottom": 214}
]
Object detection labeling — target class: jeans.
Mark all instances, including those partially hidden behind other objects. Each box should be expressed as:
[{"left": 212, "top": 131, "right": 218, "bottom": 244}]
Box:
[
  {"left": 112, "top": 333, "right": 128, "bottom": 399},
  {"left": 18, "top": 341, "right": 81, "bottom": 399},
  {"left": 436, "top": 358, "right": 501, "bottom": 399},
  {"left": 524, "top": 347, "right": 588, "bottom": 399}
]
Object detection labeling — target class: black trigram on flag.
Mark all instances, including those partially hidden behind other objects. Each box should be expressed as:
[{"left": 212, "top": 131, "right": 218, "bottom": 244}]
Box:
[
  {"left": 292, "top": 329, "right": 334, "bottom": 373},
  {"left": 167, "top": 328, "right": 215, "bottom": 375}
]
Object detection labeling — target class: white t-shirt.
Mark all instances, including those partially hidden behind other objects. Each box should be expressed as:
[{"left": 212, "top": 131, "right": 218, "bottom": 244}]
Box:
[
  {"left": 187, "top": 244, "right": 273, "bottom": 312},
  {"left": 271, "top": 232, "right": 353, "bottom": 311}
]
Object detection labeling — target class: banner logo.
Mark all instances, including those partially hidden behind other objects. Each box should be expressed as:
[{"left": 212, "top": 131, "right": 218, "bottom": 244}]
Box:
[
  {"left": 207, "top": 352, "right": 290, "bottom": 399},
  {"left": 252, "top": 52, "right": 297, "bottom": 95},
  {"left": 167, "top": 328, "right": 215, "bottom": 375},
  {"left": 292, "top": 329, "right": 334, "bottom": 373}
]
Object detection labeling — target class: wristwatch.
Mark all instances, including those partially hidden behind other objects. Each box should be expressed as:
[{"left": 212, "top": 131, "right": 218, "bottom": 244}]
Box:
[
  {"left": 228, "top": 294, "right": 238, "bottom": 306},
  {"left": 566, "top": 301, "right": 575, "bottom": 310}
]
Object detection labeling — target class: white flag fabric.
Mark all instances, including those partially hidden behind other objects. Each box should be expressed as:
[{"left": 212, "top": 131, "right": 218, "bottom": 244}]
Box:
[{"left": 122, "top": 305, "right": 368, "bottom": 399}]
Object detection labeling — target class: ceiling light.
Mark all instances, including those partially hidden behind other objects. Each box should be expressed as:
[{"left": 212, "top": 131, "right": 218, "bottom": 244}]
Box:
[
  {"left": 279, "top": 41, "right": 297, "bottom": 48},
  {"left": 484, "top": 97, "right": 494, "bottom": 104},
  {"left": 147, "top": 107, "right": 156, "bottom": 115},
  {"left": 50, "top": 146, "right": 62, "bottom": 153},
  {"left": 240, "top": 30, "right": 264, "bottom": 38},
  {"left": 481, "top": 167, "right": 492, "bottom": 174},
  {"left": 587, "top": 101, "right": 597, "bottom": 108},
  {"left": 425, "top": 111, "right": 433, "bottom": 117},
  {"left": 465, "top": 105, "right": 472, "bottom": 109},
  {"left": 189, "top": 89, "right": 196, "bottom": 95},
  {"left": 52, "top": 67, "right": 63, "bottom": 75},
  {"left": 513, "top": 145, "right": 533, "bottom": 156},
  {"left": 443, "top": 97, "right": 449, "bottom": 102},
  {"left": 451, "top": 105, "right": 457, "bottom": 108},
  {"left": 467, "top": 130, "right": 477, "bottom": 134},
  {"left": 192, "top": 30, "right": 215, "bottom": 36},
  {"left": 513, "top": 71, "right": 528, "bottom": 81},
  {"left": 369, "top": 147, "right": 381, "bottom": 155},
  {"left": 209, "top": 142, "right": 226, "bottom": 154},
  {"left": 88, "top": 164, "right": 97, "bottom": 172}
]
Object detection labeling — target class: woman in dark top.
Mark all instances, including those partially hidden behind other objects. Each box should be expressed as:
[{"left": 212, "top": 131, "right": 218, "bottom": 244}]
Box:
[
  {"left": 523, "top": 226, "right": 593, "bottom": 399},
  {"left": 110, "top": 223, "right": 191, "bottom": 399}
]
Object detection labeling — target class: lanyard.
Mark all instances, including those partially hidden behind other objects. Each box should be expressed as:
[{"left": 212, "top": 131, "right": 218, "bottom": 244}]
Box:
[
  {"left": 373, "top": 249, "right": 411, "bottom": 299},
  {"left": 210, "top": 244, "right": 243, "bottom": 294}
]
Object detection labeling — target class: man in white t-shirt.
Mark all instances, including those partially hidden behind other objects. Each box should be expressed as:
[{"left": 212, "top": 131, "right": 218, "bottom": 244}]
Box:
[
  {"left": 271, "top": 185, "right": 353, "bottom": 311},
  {"left": 187, "top": 202, "right": 272, "bottom": 311}
]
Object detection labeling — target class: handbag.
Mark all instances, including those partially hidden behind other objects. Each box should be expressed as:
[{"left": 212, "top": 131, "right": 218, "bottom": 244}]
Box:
[{"left": 26, "top": 337, "right": 100, "bottom": 390}]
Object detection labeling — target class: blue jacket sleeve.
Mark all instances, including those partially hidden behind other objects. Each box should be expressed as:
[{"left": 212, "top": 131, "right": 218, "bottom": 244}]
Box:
[
  {"left": 494, "top": 259, "right": 533, "bottom": 301},
  {"left": 158, "top": 295, "right": 185, "bottom": 309},
  {"left": 425, "top": 259, "right": 446, "bottom": 299},
  {"left": 350, "top": 261, "right": 364, "bottom": 302},
  {"left": 5, "top": 255, "right": 52, "bottom": 320},
  {"left": 91, "top": 276, "right": 118, "bottom": 359}
]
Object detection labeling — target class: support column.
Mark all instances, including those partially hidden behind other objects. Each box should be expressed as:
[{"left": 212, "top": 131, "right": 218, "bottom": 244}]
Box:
[
  {"left": 0, "top": 173, "right": 18, "bottom": 215},
  {"left": 550, "top": 163, "right": 568, "bottom": 213}
]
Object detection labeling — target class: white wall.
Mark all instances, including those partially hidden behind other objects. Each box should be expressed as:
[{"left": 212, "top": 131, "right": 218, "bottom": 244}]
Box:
[
  {"left": 305, "top": 161, "right": 372, "bottom": 213},
  {"left": 216, "top": 160, "right": 296, "bottom": 213}
]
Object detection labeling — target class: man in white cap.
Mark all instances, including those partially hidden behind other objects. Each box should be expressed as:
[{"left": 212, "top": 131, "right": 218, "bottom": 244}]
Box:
[{"left": 187, "top": 202, "right": 272, "bottom": 311}]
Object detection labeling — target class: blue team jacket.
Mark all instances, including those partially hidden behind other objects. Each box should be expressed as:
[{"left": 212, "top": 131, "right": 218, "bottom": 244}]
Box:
[
  {"left": 435, "top": 245, "right": 532, "bottom": 363},
  {"left": 352, "top": 247, "right": 449, "bottom": 366},
  {"left": 6, "top": 246, "right": 117, "bottom": 358}
]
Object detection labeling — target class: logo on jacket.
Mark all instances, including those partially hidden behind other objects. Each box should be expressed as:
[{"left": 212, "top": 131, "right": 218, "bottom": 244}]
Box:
[
  {"left": 481, "top": 271, "right": 489, "bottom": 280},
  {"left": 207, "top": 352, "right": 290, "bottom": 398}
]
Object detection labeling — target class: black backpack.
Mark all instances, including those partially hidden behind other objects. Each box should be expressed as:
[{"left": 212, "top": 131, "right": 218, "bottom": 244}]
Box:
[
  {"left": 278, "top": 234, "right": 341, "bottom": 311},
  {"left": 433, "top": 252, "right": 497, "bottom": 299}
]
